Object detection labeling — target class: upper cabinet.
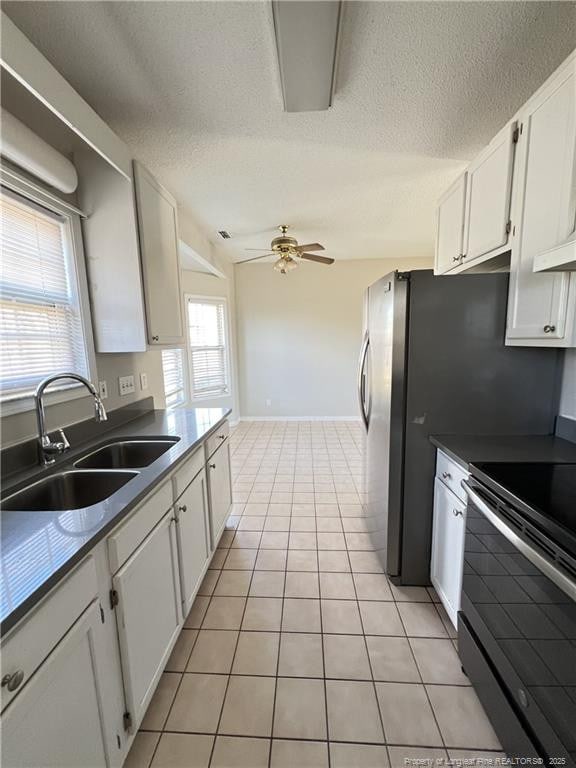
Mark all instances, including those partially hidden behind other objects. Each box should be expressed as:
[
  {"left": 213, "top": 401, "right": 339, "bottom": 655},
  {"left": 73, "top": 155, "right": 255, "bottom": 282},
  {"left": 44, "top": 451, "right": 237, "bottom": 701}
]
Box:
[
  {"left": 76, "top": 148, "right": 147, "bottom": 353},
  {"left": 435, "top": 123, "right": 517, "bottom": 275},
  {"left": 463, "top": 122, "right": 516, "bottom": 264},
  {"left": 506, "top": 56, "right": 576, "bottom": 346},
  {"left": 133, "top": 162, "right": 184, "bottom": 346},
  {"left": 435, "top": 173, "right": 467, "bottom": 274},
  {"left": 434, "top": 50, "right": 576, "bottom": 347}
]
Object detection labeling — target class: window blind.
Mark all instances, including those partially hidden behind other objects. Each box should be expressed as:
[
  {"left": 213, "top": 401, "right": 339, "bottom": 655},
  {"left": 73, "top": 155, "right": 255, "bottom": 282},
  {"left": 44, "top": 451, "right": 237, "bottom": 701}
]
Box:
[
  {"left": 188, "top": 299, "right": 229, "bottom": 398},
  {"left": 0, "top": 189, "right": 89, "bottom": 401},
  {"left": 161, "top": 348, "right": 186, "bottom": 408}
]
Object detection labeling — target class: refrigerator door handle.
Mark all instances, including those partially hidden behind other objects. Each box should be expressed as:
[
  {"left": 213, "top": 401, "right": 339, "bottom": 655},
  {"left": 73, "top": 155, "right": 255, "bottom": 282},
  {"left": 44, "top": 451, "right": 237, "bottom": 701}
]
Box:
[{"left": 358, "top": 331, "right": 370, "bottom": 429}]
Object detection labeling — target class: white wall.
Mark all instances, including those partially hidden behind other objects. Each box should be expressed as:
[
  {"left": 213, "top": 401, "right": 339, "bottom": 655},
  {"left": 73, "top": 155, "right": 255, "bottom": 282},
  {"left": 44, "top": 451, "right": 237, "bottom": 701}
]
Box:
[
  {"left": 235, "top": 258, "right": 432, "bottom": 419},
  {"left": 560, "top": 349, "right": 576, "bottom": 421}
]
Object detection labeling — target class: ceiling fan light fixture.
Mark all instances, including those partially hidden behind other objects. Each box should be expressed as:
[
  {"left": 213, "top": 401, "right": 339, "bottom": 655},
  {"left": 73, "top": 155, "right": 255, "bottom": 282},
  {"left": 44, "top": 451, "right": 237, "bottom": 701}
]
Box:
[{"left": 274, "top": 256, "right": 297, "bottom": 274}]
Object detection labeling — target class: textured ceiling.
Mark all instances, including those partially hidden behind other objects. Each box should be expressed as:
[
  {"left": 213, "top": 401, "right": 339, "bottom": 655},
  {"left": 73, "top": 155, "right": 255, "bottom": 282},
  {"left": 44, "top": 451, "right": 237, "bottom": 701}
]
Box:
[{"left": 4, "top": 1, "right": 576, "bottom": 262}]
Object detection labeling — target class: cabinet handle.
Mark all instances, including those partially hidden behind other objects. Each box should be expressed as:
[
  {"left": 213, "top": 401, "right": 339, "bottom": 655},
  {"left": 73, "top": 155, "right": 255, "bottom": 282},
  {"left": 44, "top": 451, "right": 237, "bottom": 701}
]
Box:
[
  {"left": 217, "top": 434, "right": 226, "bottom": 440},
  {"left": 209, "top": 463, "right": 216, "bottom": 469},
  {"left": 442, "top": 472, "right": 452, "bottom": 480},
  {"left": 543, "top": 325, "right": 556, "bottom": 334},
  {"left": 178, "top": 504, "right": 187, "bottom": 513},
  {"left": 453, "top": 509, "right": 463, "bottom": 517},
  {"left": 151, "top": 335, "right": 159, "bottom": 342},
  {"left": 2, "top": 670, "right": 25, "bottom": 692}
]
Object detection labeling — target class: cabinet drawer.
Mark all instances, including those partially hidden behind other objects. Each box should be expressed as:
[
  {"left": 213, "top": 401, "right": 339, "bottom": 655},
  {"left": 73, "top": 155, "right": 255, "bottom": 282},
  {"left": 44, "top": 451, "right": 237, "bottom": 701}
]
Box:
[
  {"left": 173, "top": 447, "right": 204, "bottom": 500},
  {"left": 1, "top": 556, "right": 98, "bottom": 712},
  {"left": 108, "top": 480, "right": 173, "bottom": 572},
  {"left": 435, "top": 450, "right": 469, "bottom": 503},
  {"left": 205, "top": 420, "right": 230, "bottom": 460}
]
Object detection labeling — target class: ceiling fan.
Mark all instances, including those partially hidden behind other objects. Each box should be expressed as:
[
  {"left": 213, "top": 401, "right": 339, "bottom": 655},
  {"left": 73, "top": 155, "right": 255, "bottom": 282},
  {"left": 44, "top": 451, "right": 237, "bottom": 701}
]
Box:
[{"left": 237, "top": 225, "right": 334, "bottom": 274}]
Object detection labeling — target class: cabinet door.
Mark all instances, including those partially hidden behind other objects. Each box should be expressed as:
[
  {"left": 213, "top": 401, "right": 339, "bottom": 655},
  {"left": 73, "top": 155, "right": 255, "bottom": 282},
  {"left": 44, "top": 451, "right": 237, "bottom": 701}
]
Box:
[
  {"left": 207, "top": 441, "right": 232, "bottom": 549},
  {"left": 113, "top": 512, "right": 181, "bottom": 729},
  {"left": 430, "top": 478, "right": 466, "bottom": 629},
  {"left": 463, "top": 122, "right": 516, "bottom": 263},
  {"left": 175, "top": 468, "right": 210, "bottom": 616},
  {"left": 133, "top": 162, "right": 184, "bottom": 345},
  {"left": 506, "top": 62, "right": 576, "bottom": 345},
  {"left": 2, "top": 601, "right": 109, "bottom": 768},
  {"left": 435, "top": 173, "right": 467, "bottom": 274}
]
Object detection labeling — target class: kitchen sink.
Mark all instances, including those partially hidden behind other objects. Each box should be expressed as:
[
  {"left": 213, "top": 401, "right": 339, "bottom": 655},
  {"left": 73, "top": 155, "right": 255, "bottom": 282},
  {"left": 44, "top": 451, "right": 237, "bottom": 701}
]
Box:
[
  {"left": 74, "top": 438, "right": 179, "bottom": 470},
  {"left": 0, "top": 470, "right": 138, "bottom": 512}
]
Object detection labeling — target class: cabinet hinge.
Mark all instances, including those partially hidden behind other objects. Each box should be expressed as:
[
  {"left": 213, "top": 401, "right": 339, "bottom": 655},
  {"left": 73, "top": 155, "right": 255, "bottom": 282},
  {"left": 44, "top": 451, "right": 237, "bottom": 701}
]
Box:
[
  {"left": 99, "top": 604, "right": 105, "bottom": 624},
  {"left": 109, "top": 589, "right": 119, "bottom": 609},
  {"left": 505, "top": 220, "right": 512, "bottom": 235},
  {"left": 512, "top": 123, "right": 520, "bottom": 143},
  {"left": 123, "top": 711, "right": 133, "bottom": 732}
]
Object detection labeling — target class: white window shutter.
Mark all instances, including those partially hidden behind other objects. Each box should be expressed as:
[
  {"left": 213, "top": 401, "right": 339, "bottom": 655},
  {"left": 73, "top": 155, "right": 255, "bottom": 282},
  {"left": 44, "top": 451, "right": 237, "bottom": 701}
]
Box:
[
  {"left": 187, "top": 299, "right": 229, "bottom": 398},
  {"left": 161, "top": 348, "right": 186, "bottom": 408},
  {"left": 0, "top": 189, "right": 89, "bottom": 401}
]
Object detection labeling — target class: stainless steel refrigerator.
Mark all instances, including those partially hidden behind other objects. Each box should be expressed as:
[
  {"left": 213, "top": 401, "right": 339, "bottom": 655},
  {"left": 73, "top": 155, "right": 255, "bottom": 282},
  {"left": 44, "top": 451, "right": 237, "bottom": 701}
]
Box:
[{"left": 358, "top": 270, "right": 563, "bottom": 585}]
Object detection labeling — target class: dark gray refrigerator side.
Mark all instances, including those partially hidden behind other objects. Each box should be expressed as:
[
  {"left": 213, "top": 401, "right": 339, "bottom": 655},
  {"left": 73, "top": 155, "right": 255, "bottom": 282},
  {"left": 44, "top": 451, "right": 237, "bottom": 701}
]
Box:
[{"left": 365, "top": 270, "right": 563, "bottom": 586}]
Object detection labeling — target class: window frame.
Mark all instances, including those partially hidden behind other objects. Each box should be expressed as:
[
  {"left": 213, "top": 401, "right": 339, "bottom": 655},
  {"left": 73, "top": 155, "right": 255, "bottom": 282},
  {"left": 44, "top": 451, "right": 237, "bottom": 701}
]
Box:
[
  {"left": 185, "top": 294, "right": 231, "bottom": 403},
  {"left": 0, "top": 172, "right": 97, "bottom": 416},
  {"left": 161, "top": 346, "right": 188, "bottom": 409}
]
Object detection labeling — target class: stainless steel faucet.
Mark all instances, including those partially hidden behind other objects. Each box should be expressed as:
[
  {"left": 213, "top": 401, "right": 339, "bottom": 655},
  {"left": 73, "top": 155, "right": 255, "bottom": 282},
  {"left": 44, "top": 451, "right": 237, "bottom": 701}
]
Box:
[{"left": 35, "top": 373, "right": 108, "bottom": 465}]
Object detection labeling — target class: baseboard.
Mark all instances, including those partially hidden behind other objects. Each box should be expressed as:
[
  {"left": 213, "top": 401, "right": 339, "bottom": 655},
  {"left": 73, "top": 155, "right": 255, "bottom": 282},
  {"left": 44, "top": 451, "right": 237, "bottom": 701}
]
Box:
[
  {"left": 556, "top": 414, "right": 576, "bottom": 444},
  {"left": 237, "top": 416, "right": 362, "bottom": 422}
]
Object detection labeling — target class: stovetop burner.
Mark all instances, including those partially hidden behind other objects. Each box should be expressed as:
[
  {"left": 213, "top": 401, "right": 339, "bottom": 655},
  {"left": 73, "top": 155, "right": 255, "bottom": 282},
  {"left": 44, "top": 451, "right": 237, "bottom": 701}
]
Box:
[{"left": 471, "top": 462, "right": 576, "bottom": 550}]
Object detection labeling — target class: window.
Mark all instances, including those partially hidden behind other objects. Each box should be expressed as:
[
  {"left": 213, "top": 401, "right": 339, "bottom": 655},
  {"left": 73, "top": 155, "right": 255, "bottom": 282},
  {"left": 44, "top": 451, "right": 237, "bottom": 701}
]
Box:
[
  {"left": 161, "top": 348, "right": 186, "bottom": 408},
  {"left": 187, "top": 297, "right": 229, "bottom": 399},
  {"left": 0, "top": 188, "right": 91, "bottom": 404}
]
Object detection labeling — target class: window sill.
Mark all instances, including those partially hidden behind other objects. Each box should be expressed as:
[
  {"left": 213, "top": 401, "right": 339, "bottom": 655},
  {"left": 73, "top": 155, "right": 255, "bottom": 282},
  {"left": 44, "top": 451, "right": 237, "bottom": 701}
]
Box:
[{"left": 0, "top": 384, "right": 92, "bottom": 417}]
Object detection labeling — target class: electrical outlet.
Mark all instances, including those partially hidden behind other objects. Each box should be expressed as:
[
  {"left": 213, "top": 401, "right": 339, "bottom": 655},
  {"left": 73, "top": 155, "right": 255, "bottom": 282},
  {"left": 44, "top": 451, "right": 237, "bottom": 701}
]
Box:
[
  {"left": 98, "top": 380, "right": 108, "bottom": 400},
  {"left": 265, "top": 399, "right": 272, "bottom": 407},
  {"left": 140, "top": 372, "right": 148, "bottom": 391},
  {"left": 118, "top": 375, "right": 135, "bottom": 396}
]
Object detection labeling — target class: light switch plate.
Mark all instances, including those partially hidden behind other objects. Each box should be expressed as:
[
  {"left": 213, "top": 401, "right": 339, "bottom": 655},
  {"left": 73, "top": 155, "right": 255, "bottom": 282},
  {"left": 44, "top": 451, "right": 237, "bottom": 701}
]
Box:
[
  {"left": 119, "top": 375, "right": 135, "bottom": 396},
  {"left": 140, "top": 372, "right": 148, "bottom": 391},
  {"left": 98, "top": 380, "right": 108, "bottom": 400}
]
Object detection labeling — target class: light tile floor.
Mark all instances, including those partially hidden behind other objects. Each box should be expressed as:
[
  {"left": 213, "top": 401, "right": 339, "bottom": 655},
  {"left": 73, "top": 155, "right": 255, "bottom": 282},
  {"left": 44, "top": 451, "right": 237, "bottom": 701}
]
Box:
[{"left": 126, "top": 421, "right": 504, "bottom": 768}]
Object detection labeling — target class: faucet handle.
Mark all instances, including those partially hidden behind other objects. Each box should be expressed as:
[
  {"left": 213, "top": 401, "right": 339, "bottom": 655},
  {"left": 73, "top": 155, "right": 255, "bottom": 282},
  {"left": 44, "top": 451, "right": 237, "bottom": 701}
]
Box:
[
  {"left": 94, "top": 398, "right": 108, "bottom": 422},
  {"left": 57, "top": 429, "right": 70, "bottom": 451}
]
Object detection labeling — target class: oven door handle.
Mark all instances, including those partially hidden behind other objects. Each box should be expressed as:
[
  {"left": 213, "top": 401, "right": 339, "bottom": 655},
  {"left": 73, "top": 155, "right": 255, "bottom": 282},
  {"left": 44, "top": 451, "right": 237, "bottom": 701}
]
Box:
[{"left": 462, "top": 479, "right": 576, "bottom": 602}]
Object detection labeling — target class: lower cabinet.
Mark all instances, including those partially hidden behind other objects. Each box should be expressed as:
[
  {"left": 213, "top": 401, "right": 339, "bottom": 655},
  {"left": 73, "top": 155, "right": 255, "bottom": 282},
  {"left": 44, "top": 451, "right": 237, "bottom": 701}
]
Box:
[
  {"left": 206, "top": 439, "right": 232, "bottom": 549},
  {"left": 175, "top": 467, "right": 210, "bottom": 616},
  {"left": 431, "top": 477, "right": 466, "bottom": 628},
  {"left": 2, "top": 601, "right": 109, "bottom": 768},
  {"left": 112, "top": 512, "right": 182, "bottom": 730}
]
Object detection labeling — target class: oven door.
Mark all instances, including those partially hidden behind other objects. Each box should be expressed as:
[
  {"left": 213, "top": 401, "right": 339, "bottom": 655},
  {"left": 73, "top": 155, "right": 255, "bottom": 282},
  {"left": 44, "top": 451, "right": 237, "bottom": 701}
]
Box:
[{"left": 460, "top": 480, "right": 576, "bottom": 766}]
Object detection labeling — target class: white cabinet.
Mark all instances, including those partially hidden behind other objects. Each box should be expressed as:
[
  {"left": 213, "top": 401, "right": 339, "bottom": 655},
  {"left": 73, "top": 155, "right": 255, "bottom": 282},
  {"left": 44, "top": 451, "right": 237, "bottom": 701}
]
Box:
[
  {"left": 76, "top": 147, "right": 147, "bottom": 353},
  {"left": 463, "top": 121, "right": 517, "bottom": 265},
  {"left": 112, "top": 511, "right": 182, "bottom": 730},
  {"left": 431, "top": 453, "right": 468, "bottom": 629},
  {"left": 207, "top": 439, "right": 232, "bottom": 549},
  {"left": 434, "top": 173, "right": 467, "bottom": 274},
  {"left": 506, "top": 58, "right": 576, "bottom": 346},
  {"left": 2, "top": 601, "right": 109, "bottom": 768},
  {"left": 133, "top": 162, "right": 184, "bottom": 346},
  {"left": 435, "top": 124, "right": 517, "bottom": 276},
  {"left": 175, "top": 467, "right": 210, "bottom": 616}
]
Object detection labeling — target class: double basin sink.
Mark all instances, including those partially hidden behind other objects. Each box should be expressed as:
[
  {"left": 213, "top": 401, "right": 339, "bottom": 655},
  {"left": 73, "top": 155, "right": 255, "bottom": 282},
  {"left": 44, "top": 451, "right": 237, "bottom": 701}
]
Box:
[{"left": 1, "top": 438, "right": 180, "bottom": 513}]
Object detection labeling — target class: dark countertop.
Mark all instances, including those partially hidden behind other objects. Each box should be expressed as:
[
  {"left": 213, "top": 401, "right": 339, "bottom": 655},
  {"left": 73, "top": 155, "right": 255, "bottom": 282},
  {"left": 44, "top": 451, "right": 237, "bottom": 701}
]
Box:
[
  {"left": 0, "top": 407, "right": 231, "bottom": 636},
  {"left": 430, "top": 433, "right": 576, "bottom": 470}
]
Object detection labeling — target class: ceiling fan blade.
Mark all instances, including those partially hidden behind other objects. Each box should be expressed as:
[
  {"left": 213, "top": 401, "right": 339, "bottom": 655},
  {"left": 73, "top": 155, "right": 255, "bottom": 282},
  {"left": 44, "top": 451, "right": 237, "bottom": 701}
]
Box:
[
  {"left": 300, "top": 253, "right": 335, "bottom": 265},
  {"left": 237, "top": 253, "right": 275, "bottom": 264},
  {"left": 295, "top": 243, "right": 325, "bottom": 252}
]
